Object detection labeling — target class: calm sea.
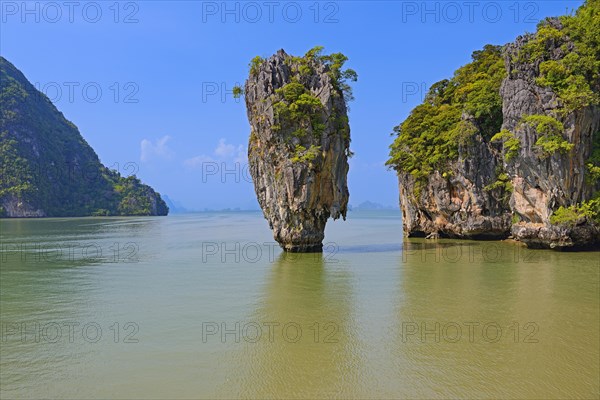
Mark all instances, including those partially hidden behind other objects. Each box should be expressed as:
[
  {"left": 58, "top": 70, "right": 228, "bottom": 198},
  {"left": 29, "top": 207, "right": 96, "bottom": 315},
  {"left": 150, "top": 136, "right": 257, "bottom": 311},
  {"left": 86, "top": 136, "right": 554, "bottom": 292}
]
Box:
[{"left": 1, "top": 210, "right": 598, "bottom": 399}]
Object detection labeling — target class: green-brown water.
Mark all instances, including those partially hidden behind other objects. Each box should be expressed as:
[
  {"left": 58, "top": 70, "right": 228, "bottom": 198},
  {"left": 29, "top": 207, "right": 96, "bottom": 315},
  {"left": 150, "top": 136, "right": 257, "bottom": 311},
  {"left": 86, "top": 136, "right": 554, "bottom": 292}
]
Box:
[{"left": 1, "top": 211, "right": 598, "bottom": 399}]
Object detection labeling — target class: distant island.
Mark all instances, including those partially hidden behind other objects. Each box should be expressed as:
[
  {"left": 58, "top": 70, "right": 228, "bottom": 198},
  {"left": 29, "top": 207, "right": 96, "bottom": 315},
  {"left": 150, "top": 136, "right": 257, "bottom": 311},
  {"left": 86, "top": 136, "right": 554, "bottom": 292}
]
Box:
[
  {"left": 0, "top": 57, "right": 168, "bottom": 217},
  {"left": 387, "top": 0, "right": 599, "bottom": 250},
  {"left": 162, "top": 195, "right": 188, "bottom": 214}
]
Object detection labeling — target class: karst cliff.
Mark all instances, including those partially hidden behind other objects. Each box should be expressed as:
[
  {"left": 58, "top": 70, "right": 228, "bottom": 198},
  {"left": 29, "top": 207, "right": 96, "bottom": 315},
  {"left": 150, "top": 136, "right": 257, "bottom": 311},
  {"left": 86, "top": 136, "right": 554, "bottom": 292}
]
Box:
[
  {"left": 388, "top": 0, "right": 599, "bottom": 249},
  {"left": 242, "top": 47, "right": 356, "bottom": 252},
  {"left": 0, "top": 57, "right": 168, "bottom": 217}
]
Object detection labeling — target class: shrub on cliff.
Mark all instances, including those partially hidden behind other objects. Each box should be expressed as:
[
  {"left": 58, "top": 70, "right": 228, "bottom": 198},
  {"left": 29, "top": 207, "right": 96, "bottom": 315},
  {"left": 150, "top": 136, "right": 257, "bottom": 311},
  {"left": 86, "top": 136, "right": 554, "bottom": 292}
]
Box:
[{"left": 386, "top": 44, "right": 505, "bottom": 179}]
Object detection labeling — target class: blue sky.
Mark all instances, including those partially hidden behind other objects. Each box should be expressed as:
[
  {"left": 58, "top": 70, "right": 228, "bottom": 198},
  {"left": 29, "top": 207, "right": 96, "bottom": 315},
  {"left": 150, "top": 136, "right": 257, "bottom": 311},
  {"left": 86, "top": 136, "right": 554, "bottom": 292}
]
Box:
[{"left": 1, "top": 0, "right": 583, "bottom": 210}]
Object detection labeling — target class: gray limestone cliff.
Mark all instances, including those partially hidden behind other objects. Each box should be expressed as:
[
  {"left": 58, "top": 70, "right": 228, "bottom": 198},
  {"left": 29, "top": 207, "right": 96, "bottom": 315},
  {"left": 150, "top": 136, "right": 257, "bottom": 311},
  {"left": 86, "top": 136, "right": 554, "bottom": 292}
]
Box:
[
  {"left": 398, "top": 116, "right": 512, "bottom": 239},
  {"left": 243, "top": 49, "right": 354, "bottom": 252},
  {"left": 501, "top": 19, "right": 600, "bottom": 249},
  {"left": 389, "top": 4, "right": 600, "bottom": 250}
]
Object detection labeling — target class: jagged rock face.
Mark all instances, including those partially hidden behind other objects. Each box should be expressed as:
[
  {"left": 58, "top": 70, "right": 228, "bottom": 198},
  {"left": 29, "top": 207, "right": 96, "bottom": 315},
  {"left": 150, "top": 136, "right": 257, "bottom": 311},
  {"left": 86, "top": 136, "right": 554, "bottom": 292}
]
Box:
[
  {"left": 1, "top": 194, "right": 46, "bottom": 217},
  {"left": 244, "top": 50, "right": 350, "bottom": 252},
  {"left": 0, "top": 56, "right": 169, "bottom": 217},
  {"left": 501, "top": 23, "right": 600, "bottom": 249},
  {"left": 399, "top": 126, "right": 511, "bottom": 239},
  {"left": 394, "top": 16, "right": 599, "bottom": 249}
]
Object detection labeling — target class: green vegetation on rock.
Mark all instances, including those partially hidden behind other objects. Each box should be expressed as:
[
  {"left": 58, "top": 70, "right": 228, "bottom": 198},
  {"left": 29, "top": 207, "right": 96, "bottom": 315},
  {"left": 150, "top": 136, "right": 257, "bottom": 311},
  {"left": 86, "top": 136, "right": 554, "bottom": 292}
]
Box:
[
  {"left": 272, "top": 81, "right": 325, "bottom": 140},
  {"left": 513, "top": 1, "right": 600, "bottom": 226},
  {"left": 515, "top": 1, "right": 599, "bottom": 113},
  {"left": 386, "top": 44, "right": 506, "bottom": 179},
  {"left": 249, "top": 56, "right": 265, "bottom": 76},
  {"left": 0, "top": 56, "right": 168, "bottom": 217},
  {"left": 286, "top": 46, "right": 357, "bottom": 103},
  {"left": 232, "top": 85, "right": 244, "bottom": 98},
  {"left": 484, "top": 171, "right": 513, "bottom": 194},
  {"left": 491, "top": 129, "right": 521, "bottom": 161},
  {"left": 261, "top": 47, "right": 356, "bottom": 161},
  {"left": 550, "top": 194, "right": 600, "bottom": 226},
  {"left": 520, "top": 114, "right": 574, "bottom": 157},
  {"left": 291, "top": 144, "right": 321, "bottom": 164},
  {"left": 588, "top": 130, "right": 600, "bottom": 183}
]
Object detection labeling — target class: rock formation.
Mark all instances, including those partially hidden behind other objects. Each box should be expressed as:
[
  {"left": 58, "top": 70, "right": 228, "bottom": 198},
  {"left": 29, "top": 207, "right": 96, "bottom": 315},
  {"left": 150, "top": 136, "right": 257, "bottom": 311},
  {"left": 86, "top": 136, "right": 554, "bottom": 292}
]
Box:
[
  {"left": 398, "top": 119, "right": 512, "bottom": 239},
  {"left": 0, "top": 57, "right": 168, "bottom": 217},
  {"left": 389, "top": 2, "right": 600, "bottom": 249},
  {"left": 243, "top": 48, "right": 355, "bottom": 252},
  {"left": 501, "top": 18, "right": 600, "bottom": 249},
  {"left": 390, "top": 44, "right": 513, "bottom": 240}
]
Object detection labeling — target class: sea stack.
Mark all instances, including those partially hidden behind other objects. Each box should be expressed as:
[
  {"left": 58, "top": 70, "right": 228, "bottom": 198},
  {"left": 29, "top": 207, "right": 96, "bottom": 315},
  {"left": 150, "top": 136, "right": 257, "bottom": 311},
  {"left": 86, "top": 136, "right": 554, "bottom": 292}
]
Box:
[{"left": 243, "top": 47, "right": 356, "bottom": 252}]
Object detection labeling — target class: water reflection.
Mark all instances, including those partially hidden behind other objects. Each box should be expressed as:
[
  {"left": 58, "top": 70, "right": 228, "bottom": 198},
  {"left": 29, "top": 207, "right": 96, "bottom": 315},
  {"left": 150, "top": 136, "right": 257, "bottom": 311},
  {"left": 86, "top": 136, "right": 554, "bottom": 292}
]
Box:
[
  {"left": 0, "top": 217, "right": 163, "bottom": 267},
  {"left": 0, "top": 217, "right": 165, "bottom": 398},
  {"left": 1, "top": 214, "right": 598, "bottom": 399},
  {"left": 388, "top": 239, "right": 600, "bottom": 399},
  {"left": 221, "top": 252, "right": 364, "bottom": 399}
]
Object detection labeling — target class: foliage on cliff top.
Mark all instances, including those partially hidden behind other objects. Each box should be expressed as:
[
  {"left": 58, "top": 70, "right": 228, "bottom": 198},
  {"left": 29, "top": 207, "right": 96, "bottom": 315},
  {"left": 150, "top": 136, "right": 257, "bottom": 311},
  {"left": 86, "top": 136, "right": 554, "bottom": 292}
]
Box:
[
  {"left": 515, "top": 0, "right": 599, "bottom": 112},
  {"left": 271, "top": 80, "right": 326, "bottom": 141},
  {"left": 288, "top": 46, "right": 358, "bottom": 103},
  {"left": 237, "top": 46, "right": 358, "bottom": 104},
  {"left": 519, "top": 0, "right": 600, "bottom": 225},
  {"left": 266, "top": 47, "right": 354, "bottom": 157},
  {"left": 388, "top": 0, "right": 599, "bottom": 185},
  {"left": 386, "top": 44, "right": 505, "bottom": 178},
  {"left": 236, "top": 47, "right": 355, "bottom": 157},
  {"left": 0, "top": 56, "right": 168, "bottom": 217}
]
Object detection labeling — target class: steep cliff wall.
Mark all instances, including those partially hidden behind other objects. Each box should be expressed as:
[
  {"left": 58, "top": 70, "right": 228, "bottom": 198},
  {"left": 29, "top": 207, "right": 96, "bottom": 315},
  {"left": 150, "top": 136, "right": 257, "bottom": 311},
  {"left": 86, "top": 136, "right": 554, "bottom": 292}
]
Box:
[
  {"left": 388, "top": 1, "right": 600, "bottom": 249},
  {"left": 243, "top": 48, "right": 356, "bottom": 252},
  {"left": 398, "top": 117, "right": 512, "bottom": 239},
  {"left": 389, "top": 45, "right": 512, "bottom": 239},
  {"left": 500, "top": 17, "right": 600, "bottom": 248},
  {"left": 0, "top": 57, "right": 168, "bottom": 217}
]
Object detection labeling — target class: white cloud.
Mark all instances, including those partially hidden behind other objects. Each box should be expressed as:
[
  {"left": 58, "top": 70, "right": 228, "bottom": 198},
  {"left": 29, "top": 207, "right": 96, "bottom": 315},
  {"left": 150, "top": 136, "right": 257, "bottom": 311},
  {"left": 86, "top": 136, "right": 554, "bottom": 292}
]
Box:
[
  {"left": 214, "top": 138, "right": 236, "bottom": 157},
  {"left": 184, "top": 154, "right": 215, "bottom": 168},
  {"left": 185, "top": 138, "right": 247, "bottom": 168},
  {"left": 141, "top": 135, "right": 173, "bottom": 162}
]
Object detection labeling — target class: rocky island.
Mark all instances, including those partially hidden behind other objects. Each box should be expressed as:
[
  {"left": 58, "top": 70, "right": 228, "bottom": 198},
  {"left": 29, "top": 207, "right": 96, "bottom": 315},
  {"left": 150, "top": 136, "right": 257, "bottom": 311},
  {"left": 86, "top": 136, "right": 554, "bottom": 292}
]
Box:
[
  {"left": 240, "top": 47, "right": 356, "bottom": 252},
  {"left": 0, "top": 57, "right": 168, "bottom": 217},
  {"left": 388, "top": 1, "right": 599, "bottom": 250}
]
